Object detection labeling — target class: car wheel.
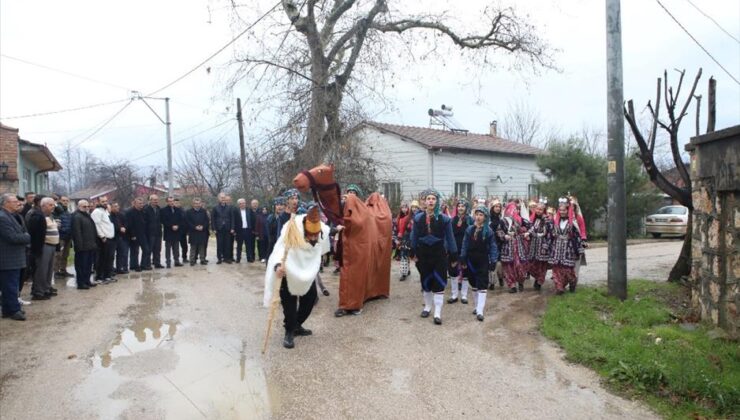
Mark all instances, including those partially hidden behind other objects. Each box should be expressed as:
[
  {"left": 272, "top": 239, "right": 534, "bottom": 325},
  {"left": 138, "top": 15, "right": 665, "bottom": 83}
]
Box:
[{"left": 651, "top": 233, "right": 661, "bottom": 239}]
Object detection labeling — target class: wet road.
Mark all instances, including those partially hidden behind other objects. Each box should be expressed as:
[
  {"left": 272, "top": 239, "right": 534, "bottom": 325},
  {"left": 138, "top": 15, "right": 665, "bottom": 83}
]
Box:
[{"left": 0, "top": 241, "right": 679, "bottom": 419}]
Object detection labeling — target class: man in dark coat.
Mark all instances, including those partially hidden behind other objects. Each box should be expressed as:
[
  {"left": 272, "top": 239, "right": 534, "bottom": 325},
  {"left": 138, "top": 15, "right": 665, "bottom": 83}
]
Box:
[
  {"left": 235, "top": 198, "right": 257, "bottom": 263},
  {"left": 174, "top": 198, "right": 188, "bottom": 261},
  {"left": 110, "top": 202, "right": 129, "bottom": 274},
  {"left": 161, "top": 196, "right": 185, "bottom": 268},
  {"left": 0, "top": 194, "right": 31, "bottom": 321},
  {"left": 185, "top": 197, "right": 210, "bottom": 265},
  {"left": 143, "top": 194, "right": 163, "bottom": 268},
  {"left": 20, "top": 191, "right": 35, "bottom": 218},
  {"left": 71, "top": 200, "right": 98, "bottom": 289},
  {"left": 211, "top": 193, "right": 235, "bottom": 264},
  {"left": 126, "top": 198, "right": 151, "bottom": 271}
]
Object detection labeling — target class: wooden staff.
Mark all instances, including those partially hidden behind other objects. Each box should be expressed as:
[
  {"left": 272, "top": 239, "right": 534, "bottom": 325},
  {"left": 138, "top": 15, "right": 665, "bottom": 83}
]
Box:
[{"left": 262, "top": 214, "right": 303, "bottom": 355}]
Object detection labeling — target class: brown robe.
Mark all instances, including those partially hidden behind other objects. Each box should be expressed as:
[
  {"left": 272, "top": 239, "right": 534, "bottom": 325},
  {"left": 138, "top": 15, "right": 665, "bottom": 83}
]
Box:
[{"left": 338, "top": 193, "right": 392, "bottom": 310}]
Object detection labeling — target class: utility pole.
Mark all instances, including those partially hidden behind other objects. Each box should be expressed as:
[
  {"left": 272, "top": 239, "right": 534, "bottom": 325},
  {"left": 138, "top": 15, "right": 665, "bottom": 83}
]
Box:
[
  {"left": 165, "top": 97, "right": 173, "bottom": 197},
  {"left": 237, "top": 98, "right": 248, "bottom": 192},
  {"left": 606, "top": 0, "right": 627, "bottom": 300}
]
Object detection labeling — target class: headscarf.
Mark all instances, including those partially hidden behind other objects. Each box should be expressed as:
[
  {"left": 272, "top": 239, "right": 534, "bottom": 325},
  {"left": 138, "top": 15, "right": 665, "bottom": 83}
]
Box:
[
  {"left": 272, "top": 197, "right": 286, "bottom": 207},
  {"left": 553, "top": 200, "right": 575, "bottom": 227},
  {"left": 455, "top": 198, "right": 470, "bottom": 223},
  {"left": 473, "top": 205, "right": 492, "bottom": 239},
  {"left": 345, "top": 184, "right": 363, "bottom": 198},
  {"left": 504, "top": 201, "right": 522, "bottom": 225},
  {"left": 419, "top": 188, "right": 441, "bottom": 217},
  {"left": 283, "top": 188, "right": 299, "bottom": 199}
]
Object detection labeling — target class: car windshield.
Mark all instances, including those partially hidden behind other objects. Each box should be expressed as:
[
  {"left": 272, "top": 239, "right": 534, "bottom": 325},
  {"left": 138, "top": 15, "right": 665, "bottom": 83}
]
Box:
[{"left": 657, "top": 207, "right": 687, "bottom": 215}]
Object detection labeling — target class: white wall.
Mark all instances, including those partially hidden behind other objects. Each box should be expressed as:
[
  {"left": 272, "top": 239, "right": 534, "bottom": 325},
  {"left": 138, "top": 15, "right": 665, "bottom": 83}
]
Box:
[{"left": 358, "top": 126, "right": 544, "bottom": 202}]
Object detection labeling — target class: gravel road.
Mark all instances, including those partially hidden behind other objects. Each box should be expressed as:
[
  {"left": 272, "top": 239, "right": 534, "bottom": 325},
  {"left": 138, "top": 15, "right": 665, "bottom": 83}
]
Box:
[{"left": 0, "top": 240, "right": 682, "bottom": 419}]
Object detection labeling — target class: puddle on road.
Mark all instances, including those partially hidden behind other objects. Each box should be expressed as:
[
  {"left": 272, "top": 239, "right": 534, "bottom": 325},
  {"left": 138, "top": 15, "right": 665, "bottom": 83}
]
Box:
[{"left": 75, "top": 274, "right": 276, "bottom": 419}]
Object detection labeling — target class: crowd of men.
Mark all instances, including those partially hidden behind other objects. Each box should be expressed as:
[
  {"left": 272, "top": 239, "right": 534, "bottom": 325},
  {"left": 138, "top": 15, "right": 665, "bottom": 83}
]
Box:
[{"left": 0, "top": 191, "right": 269, "bottom": 321}]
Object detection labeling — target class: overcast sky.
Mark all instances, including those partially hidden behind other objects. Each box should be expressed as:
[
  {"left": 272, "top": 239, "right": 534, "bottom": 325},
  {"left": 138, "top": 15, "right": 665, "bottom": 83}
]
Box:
[{"left": 1, "top": 0, "right": 738, "bottom": 169}]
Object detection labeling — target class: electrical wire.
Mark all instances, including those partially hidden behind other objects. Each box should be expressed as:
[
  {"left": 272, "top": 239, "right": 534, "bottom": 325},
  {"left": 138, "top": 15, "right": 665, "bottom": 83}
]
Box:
[
  {"left": 130, "top": 119, "right": 235, "bottom": 162},
  {"left": 0, "top": 54, "right": 133, "bottom": 91},
  {"left": 146, "top": 1, "right": 282, "bottom": 96},
  {"left": 656, "top": 0, "right": 740, "bottom": 86},
  {"left": 685, "top": 0, "right": 740, "bottom": 44},
  {"left": 69, "top": 99, "right": 135, "bottom": 148},
  {"left": 0, "top": 98, "right": 131, "bottom": 120}
]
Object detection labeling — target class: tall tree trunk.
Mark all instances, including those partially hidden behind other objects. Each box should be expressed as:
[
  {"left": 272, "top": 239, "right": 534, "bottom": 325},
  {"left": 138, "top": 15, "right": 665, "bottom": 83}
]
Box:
[{"left": 668, "top": 213, "right": 692, "bottom": 282}]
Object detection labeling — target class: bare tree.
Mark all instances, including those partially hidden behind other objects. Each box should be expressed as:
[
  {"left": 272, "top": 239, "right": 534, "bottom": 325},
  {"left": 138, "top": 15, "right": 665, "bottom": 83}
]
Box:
[
  {"left": 175, "top": 138, "right": 240, "bottom": 198},
  {"left": 50, "top": 141, "right": 100, "bottom": 195},
  {"left": 501, "top": 100, "right": 543, "bottom": 146},
  {"left": 624, "top": 68, "right": 711, "bottom": 282},
  {"left": 228, "top": 0, "right": 553, "bottom": 170},
  {"left": 90, "top": 160, "right": 141, "bottom": 205}
]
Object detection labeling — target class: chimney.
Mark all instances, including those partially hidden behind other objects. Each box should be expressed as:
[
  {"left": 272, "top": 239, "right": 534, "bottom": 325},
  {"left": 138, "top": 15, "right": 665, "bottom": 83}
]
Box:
[{"left": 489, "top": 120, "right": 498, "bottom": 137}]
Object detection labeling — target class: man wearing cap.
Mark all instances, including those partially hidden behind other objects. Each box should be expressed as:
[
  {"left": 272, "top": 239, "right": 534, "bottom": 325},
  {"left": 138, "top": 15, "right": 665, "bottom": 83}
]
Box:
[
  {"left": 264, "top": 202, "right": 330, "bottom": 349},
  {"left": 410, "top": 189, "right": 457, "bottom": 325}
]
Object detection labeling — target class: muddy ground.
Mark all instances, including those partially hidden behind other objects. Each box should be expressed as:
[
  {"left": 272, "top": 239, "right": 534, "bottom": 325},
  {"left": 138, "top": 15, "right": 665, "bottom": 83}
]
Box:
[{"left": 0, "top": 240, "right": 682, "bottom": 419}]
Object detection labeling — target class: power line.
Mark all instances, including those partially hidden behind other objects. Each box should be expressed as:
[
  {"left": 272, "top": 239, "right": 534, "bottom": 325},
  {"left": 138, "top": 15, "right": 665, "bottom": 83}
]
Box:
[
  {"left": 656, "top": 0, "right": 740, "bottom": 86},
  {"left": 70, "top": 99, "right": 135, "bottom": 148},
  {"left": 685, "top": 0, "right": 740, "bottom": 44},
  {"left": 0, "top": 98, "right": 130, "bottom": 120},
  {"left": 146, "top": 1, "right": 282, "bottom": 96},
  {"left": 1, "top": 54, "right": 133, "bottom": 91},
  {"left": 131, "top": 119, "right": 235, "bottom": 162}
]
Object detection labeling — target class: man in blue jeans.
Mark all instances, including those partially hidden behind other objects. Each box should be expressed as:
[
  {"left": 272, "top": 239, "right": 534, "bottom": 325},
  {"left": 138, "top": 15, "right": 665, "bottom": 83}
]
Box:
[{"left": 0, "top": 193, "right": 31, "bottom": 321}]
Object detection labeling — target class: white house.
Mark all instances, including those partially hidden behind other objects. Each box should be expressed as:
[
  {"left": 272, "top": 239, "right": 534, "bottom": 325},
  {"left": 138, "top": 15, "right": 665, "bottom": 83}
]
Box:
[{"left": 355, "top": 121, "right": 545, "bottom": 206}]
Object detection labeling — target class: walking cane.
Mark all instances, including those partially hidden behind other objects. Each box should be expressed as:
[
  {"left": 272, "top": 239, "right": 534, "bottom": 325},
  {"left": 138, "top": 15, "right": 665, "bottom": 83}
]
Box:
[{"left": 262, "top": 214, "right": 303, "bottom": 355}]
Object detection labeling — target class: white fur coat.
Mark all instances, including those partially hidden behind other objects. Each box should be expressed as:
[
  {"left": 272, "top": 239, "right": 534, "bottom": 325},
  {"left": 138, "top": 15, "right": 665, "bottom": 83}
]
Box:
[{"left": 263, "top": 214, "right": 330, "bottom": 307}]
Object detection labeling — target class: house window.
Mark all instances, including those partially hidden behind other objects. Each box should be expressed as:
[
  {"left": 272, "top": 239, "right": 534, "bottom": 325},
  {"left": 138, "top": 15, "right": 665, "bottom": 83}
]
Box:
[
  {"left": 528, "top": 184, "right": 540, "bottom": 200},
  {"left": 22, "top": 168, "right": 32, "bottom": 193},
  {"left": 454, "top": 182, "right": 473, "bottom": 199},
  {"left": 382, "top": 182, "right": 401, "bottom": 209}
]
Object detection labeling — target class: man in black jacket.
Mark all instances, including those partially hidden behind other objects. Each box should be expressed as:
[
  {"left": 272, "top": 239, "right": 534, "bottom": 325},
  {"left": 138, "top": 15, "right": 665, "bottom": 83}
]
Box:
[
  {"left": 126, "top": 198, "right": 150, "bottom": 271},
  {"left": 185, "top": 198, "right": 210, "bottom": 265},
  {"left": 71, "top": 200, "right": 98, "bottom": 289},
  {"left": 1, "top": 193, "right": 31, "bottom": 321},
  {"left": 161, "top": 196, "right": 184, "bottom": 268},
  {"left": 211, "top": 193, "right": 234, "bottom": 264},
  {"left": 110, "top": 202, "right": 129, "bottom": 274},
  {"left": 144, "top": 194, "right": 163, "bottom": 268}
]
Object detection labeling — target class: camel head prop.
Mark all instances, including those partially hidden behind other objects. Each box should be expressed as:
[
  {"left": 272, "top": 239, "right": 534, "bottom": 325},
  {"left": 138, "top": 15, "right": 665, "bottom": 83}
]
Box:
[{"left": 293, "top": 164, "right": 342, "bottom": 225}]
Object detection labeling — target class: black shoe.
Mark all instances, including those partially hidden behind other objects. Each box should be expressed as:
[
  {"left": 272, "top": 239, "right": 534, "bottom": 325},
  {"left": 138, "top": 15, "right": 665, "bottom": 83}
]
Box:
[
  {"left": 235, "top": 259, "right": 241, "bottom": 263},
  {"left": 420, "top": 309, "right": 430, "bottom": 318},
  {"left": 142, "top": 266, "right": 153, "bottom": 271},
  {"left": 120, "top": 270, "right": 129, "bottom": 274},
  {"left": 190, "top": 262, "right": 196, "bottom": 266},
  {"left": 334, "top": 309, "right": 346, "bottom": 317},
  {"left": 498, "top": 279, "right": 504, "bottom": 287},
  {"left": 77, "top": 285, "right": 90, "bottom": 290},
  {"left": 88, "top": 282, "right": 97, "bottom": 287},
  {"left": 134, "top": 268, "right": 142, "bottom": 272},
  {"left": 399, "top": 275, "right": 407, "bottom": 281},
  {"left": 283, "top": 331, "right": 295, "bottom": 349},
  {"left": 31, "top": 294, "right": 50, "bottom": 301},
  {"left": 461, "top": 298, "right": 468, "bottom": 304},
  {"left": 294, "top": 326, "right": 313, "bottom": 336},
  {"left": 154, "top": 264, "right": 165, "bottom": 269},
  {"left": 225, "top": 260, "right": 233, "bottom": 264},
  {"left": 534, "top": 282, "right": 542, "bottom": 291},
  {"left": 569, "top": 284, "right": 576, "bottom": 293},
  {"left": 217, "top": 260, "right": 222, "bottom": 264},
  {"left": 447, "top": 297, "right": 458, "bottom": 304},
  {"left": 2, "top": 311, "right": 26, "bottom": 321},
  {"left": 166, "top": 263, "right": 171, "bottom": 269},
  {"left": 472, "top": 309, "right": 478, "bottom": 315},
  {"left": 200, "top": 261, "right": 208, "bottom": 265},
  {"left": 50, "top": 287, "right": 58, "bottom": 293},
  {"left": 518, "top": 283, "right": 524, "bottom": 292},
  {"left": 333, "top": 268, "right": 340, "bottom": 274},
  {"left": 488, "top": 283, "right": 495, "bottom": 291},
  {"left": 509, "top": 287, "right": 518, "bottom": 294},
  {"left": 477, "top": 314, "right": 484, "bottom": 322},
  {"left": 45, "top": 290, "right": 58, "bottom": 297},
  {"left": 174, "top": 262, "right": 183, "bottom": 267},
  {"left": 322, "top": 289, "right": 330, "bottom": 297},
  {"left": 319, "top": 266, "right": 324, "bottom": 273},
  {"left": 54, "top": 272, "right": 67, "bottom": 279},
  {"left": 434, "top": 317, "right": 442, "bottom": 325}
]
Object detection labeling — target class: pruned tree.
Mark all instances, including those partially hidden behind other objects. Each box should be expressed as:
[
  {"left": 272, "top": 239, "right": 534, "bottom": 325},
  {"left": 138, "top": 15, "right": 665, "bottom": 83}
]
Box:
[
  {"left": 501, "top": 100, "right": 543, "bottom": 147},
  {"left": 624, "top": 68, "right": 714, "bottom": 282},
  {"left": 90, "top": 160, "right": 141, "bottom": 205},
  {"left": 228, "top": 0, "right": 553, "bottom": 172},
  {"left": 175, "top": 138, "right": 240, "bottom": 198}
]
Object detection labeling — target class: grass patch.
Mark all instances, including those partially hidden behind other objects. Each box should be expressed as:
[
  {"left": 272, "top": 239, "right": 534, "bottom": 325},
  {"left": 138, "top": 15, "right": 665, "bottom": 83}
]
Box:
[{"left": 542, "top": 280, "right": 739, "bottom": 419}]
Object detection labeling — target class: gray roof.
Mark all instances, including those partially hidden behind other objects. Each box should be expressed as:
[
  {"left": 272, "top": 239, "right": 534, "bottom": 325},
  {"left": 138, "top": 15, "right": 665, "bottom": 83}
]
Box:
[{"left": 362, "top": 121, "right": 543, "bottom": 156}]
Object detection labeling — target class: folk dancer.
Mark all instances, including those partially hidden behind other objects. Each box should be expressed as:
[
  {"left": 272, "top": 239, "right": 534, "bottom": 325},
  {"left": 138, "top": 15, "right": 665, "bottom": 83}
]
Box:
[
  {"left": 497, "top": 201, "right": 530, "bottom": 293},
  {"left": 264, "top": 203, "right": 330, "bottom": 349},
  {"left": 393, "top": 201, "right": 413, "bottom": 281},
  {"left": 527, "top": 203, "right": 553, "bottom": 291},
  {"left": 460, "top": 206, "right": 498, "bottom": 321},
  {"left": 410, "top": 189, "right": 457, "bottom": 325},
  {"left": 549, "top": 201, "right": 585, "bottom": 295},
  {"left": 488, "top": 198, "right": 505, "bottom": 290},
  {"left": 448, "top": 198, "right": 472, "bottom": 304}
]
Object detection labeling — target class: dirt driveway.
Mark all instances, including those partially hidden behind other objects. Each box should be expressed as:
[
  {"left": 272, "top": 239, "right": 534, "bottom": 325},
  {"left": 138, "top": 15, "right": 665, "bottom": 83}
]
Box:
[{"left": 0, "top": 241, "right": 681, "bottom": 419}]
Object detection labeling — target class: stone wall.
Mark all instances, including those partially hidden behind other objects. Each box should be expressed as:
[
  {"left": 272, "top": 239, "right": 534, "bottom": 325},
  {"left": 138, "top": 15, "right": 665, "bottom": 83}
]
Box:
[{"left": 687, "top": 125, "right": 739, "bottom": 338}]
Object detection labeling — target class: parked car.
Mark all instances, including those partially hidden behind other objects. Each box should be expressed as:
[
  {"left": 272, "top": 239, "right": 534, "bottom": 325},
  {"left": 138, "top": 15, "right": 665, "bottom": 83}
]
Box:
[{"left": 645, "top": 205, "right": 689, "bottom": 238}]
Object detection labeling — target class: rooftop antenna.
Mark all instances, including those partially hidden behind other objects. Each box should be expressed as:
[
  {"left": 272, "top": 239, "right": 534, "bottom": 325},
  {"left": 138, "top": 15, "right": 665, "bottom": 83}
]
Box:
[{"left": 428, "top": 104, "right": 468, "bottom": 134}]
